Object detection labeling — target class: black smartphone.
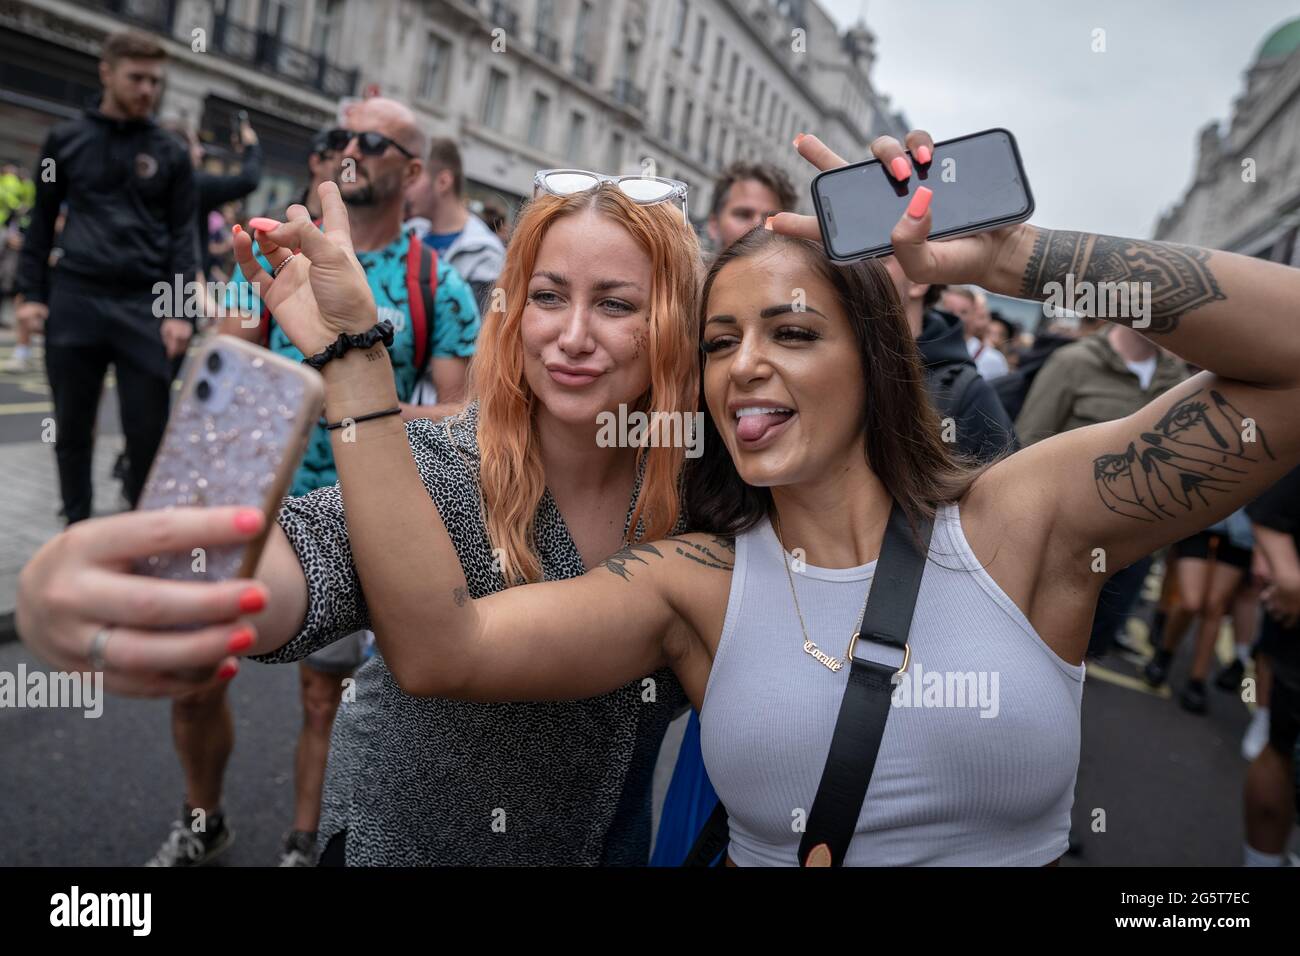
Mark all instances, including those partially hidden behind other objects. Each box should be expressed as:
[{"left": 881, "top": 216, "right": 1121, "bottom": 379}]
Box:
[{"left": 811, "top": 128, "right": 1034, "bottom": 262}]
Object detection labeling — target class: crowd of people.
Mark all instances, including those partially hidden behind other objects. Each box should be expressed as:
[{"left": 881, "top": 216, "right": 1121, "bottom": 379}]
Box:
[{"left": 7, "top": 29, "right": 1300, "bottom": 868}]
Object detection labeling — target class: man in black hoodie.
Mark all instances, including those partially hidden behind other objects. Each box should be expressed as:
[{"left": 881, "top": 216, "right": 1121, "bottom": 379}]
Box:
[
  {"left": 884, "top": 259, "right": 1017, "bottom": 463},
  {"left": 15, "top": 30, "right": 198, "bottom": 524}
]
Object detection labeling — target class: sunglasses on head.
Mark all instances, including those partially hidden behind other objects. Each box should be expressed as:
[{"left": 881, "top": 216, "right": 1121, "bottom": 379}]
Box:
[
  {"left": 323, "top": 128, "right": 416, "bottom": 158},
  {"left": 533, "top": 168, "right": 689, "bottom": 223}
]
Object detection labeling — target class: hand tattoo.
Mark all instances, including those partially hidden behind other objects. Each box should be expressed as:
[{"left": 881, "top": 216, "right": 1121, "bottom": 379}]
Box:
[
  {"left": 1020, "top": 230, "right": 1225, "bottom": 333},
  {"left": 1093, "top": 388, "right": 1274, "bottom": 521}
]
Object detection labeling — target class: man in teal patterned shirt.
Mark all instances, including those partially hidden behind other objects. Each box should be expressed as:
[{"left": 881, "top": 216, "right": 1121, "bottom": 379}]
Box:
[{"left": 149, "top": 98, "right": 479, "bottom": 869}]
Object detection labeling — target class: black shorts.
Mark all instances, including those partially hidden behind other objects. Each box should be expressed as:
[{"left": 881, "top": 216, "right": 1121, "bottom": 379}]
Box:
[
  {"left": 1261, "top": 616, "right": 1300, "bottom": 763},
  {"left": 1174, "top": 530, "right": 1252, "bottom": 570}
]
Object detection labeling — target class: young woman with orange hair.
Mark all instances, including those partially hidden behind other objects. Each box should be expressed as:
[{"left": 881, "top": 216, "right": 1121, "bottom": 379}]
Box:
[{"left": 17, "top": 176, "right": 702, "bottom": 866}]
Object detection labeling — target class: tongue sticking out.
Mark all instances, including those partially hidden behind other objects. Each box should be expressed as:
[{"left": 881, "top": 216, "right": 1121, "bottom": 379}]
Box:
[{"left": 736, "top": 411, "right": 792, "bottom": 442}]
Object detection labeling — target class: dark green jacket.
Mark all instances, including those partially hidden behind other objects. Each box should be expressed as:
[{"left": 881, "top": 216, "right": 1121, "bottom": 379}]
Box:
[{"left": 1015, "top": 331, "right": 1187, "bottom": 445}]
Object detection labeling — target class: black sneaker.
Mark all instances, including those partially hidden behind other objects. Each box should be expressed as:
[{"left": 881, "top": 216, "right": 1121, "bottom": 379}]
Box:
[
  {"left": 1215, "top": 658, "right": 1245, "bottom": 692},
  {"left": 145, "top": 810, "right": 234, "bottom": 867},
  {"left": 1143, "top": 650, "right": 1173, "bottom": 688},
  {"left": 279, "top": 830, "right": 318, "bottom": 867},
  {"left": 1180, "top": 680, "right": 1209, "bottom": 715}
]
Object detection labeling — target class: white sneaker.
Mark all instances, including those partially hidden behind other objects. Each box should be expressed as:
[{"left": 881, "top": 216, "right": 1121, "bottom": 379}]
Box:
[
  {"left": 1242, "top": 708, "right": 1270, "bottom": 761},
  {"left": 3, "top": 349, "right": 29, "bottom": 372}
]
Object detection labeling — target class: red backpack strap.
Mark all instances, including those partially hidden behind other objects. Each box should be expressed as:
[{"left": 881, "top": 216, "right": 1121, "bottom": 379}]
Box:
[{"left": 406, "top": 232, "right": 438, "bottom": 376}]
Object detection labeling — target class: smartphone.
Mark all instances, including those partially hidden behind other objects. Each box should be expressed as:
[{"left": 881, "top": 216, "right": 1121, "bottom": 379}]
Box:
[
  {"left": 133, "top": 336, "right": 324, "bottom": 582},
  {"left": 236, "top": 109, "right": 249, "bottom": 127},
  {"left": 811, "top": 128, "right": 1034, "bottom": 262}
]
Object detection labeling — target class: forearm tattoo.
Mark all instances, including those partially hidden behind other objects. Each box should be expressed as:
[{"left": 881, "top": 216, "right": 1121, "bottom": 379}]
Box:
[
  {"left": 601, "top": 536, "right": 735, "bottom": 581},
  {"left": 1094, "top": 388, "right": 1275, "bottom": 522},
  {"left": 1020, "top": 229, "right": 1225, "bottom": 334}
]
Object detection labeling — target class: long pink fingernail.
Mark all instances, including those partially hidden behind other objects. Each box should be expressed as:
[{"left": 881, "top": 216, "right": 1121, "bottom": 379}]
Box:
[
  {"left": 915, "top": 145, "right": 932, "bottom": 164},
  {"left": 239, "top": 588, "right": 266, "bottom": 614},
  {"left": 249, "top": 217, "right": 282, "bottom": 232},
  {"left": 233, "top": 508, "right": 262, "bottom": 534},
  {"left": 227, "top": 628, "right": 254, "bottom": 654},
  {"left": 907, "top": 187, "right": 933, "bottom": 219},
  {"left": 889, "top": 156, "right": 912, "bottom": 181}
]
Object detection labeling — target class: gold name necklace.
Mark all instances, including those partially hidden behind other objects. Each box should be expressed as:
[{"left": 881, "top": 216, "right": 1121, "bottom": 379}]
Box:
[{"left": 772, "top": 512, "right": 871, "bottom": 674}]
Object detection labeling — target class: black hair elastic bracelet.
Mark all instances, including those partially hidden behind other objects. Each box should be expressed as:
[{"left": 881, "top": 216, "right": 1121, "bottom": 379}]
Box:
[
  {"left": 323, "top": 406, "right": 402, "bottom": 430},
  {"left": 303, "top": 319, "right": 395, "bottom": 371}
]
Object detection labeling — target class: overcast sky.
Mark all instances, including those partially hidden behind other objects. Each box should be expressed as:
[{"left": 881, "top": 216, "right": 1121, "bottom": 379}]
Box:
[{"left": 819, "top": 0, "right": 1299, "bottom": 238}]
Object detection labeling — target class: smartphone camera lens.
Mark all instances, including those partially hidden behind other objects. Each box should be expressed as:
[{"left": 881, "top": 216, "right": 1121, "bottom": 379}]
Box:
[
  {"left": 206, "top": 351, "right": 223, "bottom": 374},
  {"left": 196, "top": 379, "right": 212, "bottom": 402}
]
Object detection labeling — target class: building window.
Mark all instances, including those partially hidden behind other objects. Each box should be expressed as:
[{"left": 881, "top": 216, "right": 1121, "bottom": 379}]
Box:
[
  {"left": 768, "top": 92, "right": 777, "bottom": 136},
  {"left": 692, "top": 16, "right": 707, "bottom": 64},
  {"left": 418, "top": 32, "right": 452, "bottom": 102},
  {"left": 537, "top": 0, "right": 555, "bottom": 34},
  {"left": 726, "top": 52, "right": 739, "bottom": 99},
  {"left": 260, "top": 0, "right": 303, "bottom": 42},
  {"left": 527, "top": 90, "right": 550, "bottom": 150},
  {"left": 711, "top": 37, "right": 725, "bottom": 86},
  {"left": 681, "top": 99, "right": 694, "bottom": 153},
  {"left": 481, "top": 68, "right": 508, "bottom": 130},
  {"left": 661, "top": 83, "right": 676, "bottom": 141},
  {"left": 566, "top": 111, "right": 587, "bottom": 163},
  {"left": 574, "top": 0, "right": 592, "bottom": 48},
  {"left": 608, "top": 130, "right": 625, "bottom": 173},
  {"left": 309, "top": 0, "right": 343, "bottom": 59},
  {"left": 742, "top": 68, "right": 753, "bottom": 114},
  {"left": 672, "top": 0, "right": 689, "bottom": 50},
  {"left": 701, "top": 114, "right": 713, "bottom": 165}
]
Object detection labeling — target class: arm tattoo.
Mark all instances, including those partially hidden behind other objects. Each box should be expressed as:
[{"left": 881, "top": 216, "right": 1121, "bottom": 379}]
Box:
[
  {"left": 601, "top": 542, "right": 663, "bottom": 581},
  {"left": 452, "top": 585, "right": 469, "bottom": 607},
  {"left": 665, "top": 535, "right": 735, "bottom": 571},
  {"left": 1020, "top": 230, "right": 1225, "bottom": 334},
  {"left": 1094, "top": 388, "right": 1274, "bottom": 522},
  {"left": 600, "top": 536, "right": 735, "bottom": 581}
]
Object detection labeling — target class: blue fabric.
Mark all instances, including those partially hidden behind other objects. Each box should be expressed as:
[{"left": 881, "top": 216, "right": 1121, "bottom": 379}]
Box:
[
  {"left": 423, "top": 230, "right": 460, "bottom": 255},
  {"left": 650, "top": 711, "right": 719, "bottom": 866}
]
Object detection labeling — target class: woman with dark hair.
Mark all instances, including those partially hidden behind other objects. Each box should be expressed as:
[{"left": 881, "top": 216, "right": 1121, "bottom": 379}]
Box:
[{"left": 22, "top": 129, "right": 1300, "bottom": 865}]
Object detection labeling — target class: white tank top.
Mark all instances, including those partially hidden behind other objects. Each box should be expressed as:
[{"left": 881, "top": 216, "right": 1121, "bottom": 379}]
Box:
[{"left": 699, "top": 502, "right": 1084, "bottom": 866}]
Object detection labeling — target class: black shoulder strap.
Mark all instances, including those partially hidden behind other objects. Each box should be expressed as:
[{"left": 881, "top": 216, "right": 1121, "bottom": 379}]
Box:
[
  {"left": 682, "top": 801, "right": 730, "bottom": 867},
  {"left": 797, "top": 501, "right": 934, "bottom": 867}
]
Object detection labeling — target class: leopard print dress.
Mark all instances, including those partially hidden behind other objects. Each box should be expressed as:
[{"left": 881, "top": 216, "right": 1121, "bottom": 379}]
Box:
[{"left": 254, "top": 402, "right": 686, "bottom": 865}]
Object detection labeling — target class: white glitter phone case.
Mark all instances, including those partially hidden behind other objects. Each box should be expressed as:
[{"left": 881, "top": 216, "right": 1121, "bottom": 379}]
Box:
[{"left": 134, "top": 336, "right": 324, "bottom": 581}]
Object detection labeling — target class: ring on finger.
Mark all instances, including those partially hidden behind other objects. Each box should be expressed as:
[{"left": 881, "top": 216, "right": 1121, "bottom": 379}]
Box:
[
  {"left": 87, "top": 626, "right": 114, "bottom": 671},
  {"left": 271, "top": 252, "right": 297, "bottom": 279}
]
